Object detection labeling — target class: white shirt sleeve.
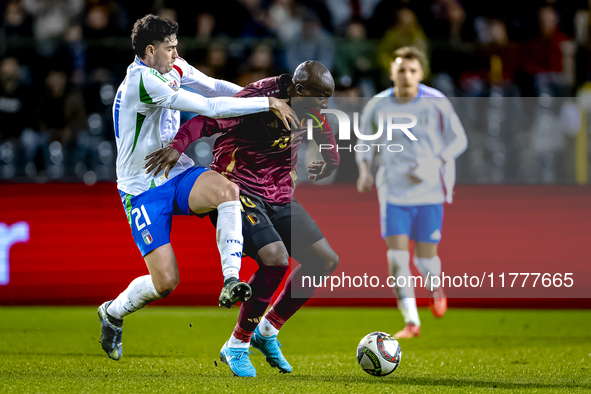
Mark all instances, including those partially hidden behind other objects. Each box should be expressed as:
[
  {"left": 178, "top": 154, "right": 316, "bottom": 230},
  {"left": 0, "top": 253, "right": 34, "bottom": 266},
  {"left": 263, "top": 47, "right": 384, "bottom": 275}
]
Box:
[
  {"left": 176, "top": 58, "right": 242, "bottom": 97},
  {"left": 138, "top": 69, "right": 269, "bottom": 118},
  {"left": 168, "top": 89, "right": 269, "bottom": 118},
  {"left": 439, "top": 109, "right": 468, "bottom": 163}
]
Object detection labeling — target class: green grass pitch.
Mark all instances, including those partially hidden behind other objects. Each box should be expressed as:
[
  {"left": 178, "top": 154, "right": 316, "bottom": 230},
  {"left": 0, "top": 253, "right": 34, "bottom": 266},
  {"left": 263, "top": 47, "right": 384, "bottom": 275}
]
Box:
[{"left": 0, "top": 306, "right": 590, "bottom": 393}]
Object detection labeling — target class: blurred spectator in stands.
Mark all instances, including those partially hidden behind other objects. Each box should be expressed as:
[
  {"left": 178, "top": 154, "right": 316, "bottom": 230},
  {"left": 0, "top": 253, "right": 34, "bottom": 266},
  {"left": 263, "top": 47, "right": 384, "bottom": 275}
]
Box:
[
  {"left": 83, "top": 2, "right": 129, "bottom": 40},
  {"left": 333, "top": 19, "right": 377, "bottom": 96},
  {"left": 234, "top": 0, "right": 272, "bottom": 38},
  {"left": 367, "top": 0, "right": 413, "bottom": 39},
  {"left": 203, "top": 41, "right": 233, "bottom": 81},
  {"left": 522, "top": 6, "right": 574, "bottom": 96},
  {"left": 266, "top": 0, "right": 300, "bottom": 41},
  {"left": 237, "top": 43, "right": 278, "bottom": 86},
  {"left": 476, "top": 19, "right": 521, "bottom": 94},
  {"left": 0, "top": 57, "right": 33, "bottom": 143},
  {"left": 377, "top": 8, "right": 428, "bottom": 83},
  {"left": 22, "top": 0, "right": 84, "bottom": 57},
  {"left": 323, "top": 0, "right": 381, "bottom": 36},
  {"left": 4, "top": 0, "right": 34, "bottom": 38},
  {"left": 195, "top": 12, "right": 216, "bottom": 43},
  {"left": 284, "top": 7, "right": 334, "bottom": 74},
  {"left": 64, "top": 23, "right": 85, "bottom": 86},
  {"left": 23, "top": 68, "right": 86, "bottom": 178},
  {"left": 157, "top": 7, "right": 177, "bottom": 23}
]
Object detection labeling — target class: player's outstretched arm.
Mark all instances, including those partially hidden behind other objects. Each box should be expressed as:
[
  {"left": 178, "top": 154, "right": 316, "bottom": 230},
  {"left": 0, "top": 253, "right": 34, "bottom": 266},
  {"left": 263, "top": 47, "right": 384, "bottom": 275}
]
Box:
[
  {"left": 180, "top": 61, "right": 243, "bottom": 97},
  {"left": 168, "top": 90, "right": 296, "bottom": 130}
]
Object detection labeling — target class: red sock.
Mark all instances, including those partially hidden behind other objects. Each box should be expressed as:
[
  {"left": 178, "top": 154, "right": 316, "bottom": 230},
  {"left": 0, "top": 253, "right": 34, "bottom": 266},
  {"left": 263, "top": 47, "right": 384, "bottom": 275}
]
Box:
[
  {"left": 265, "top": 307, "right": 288, "bottom": 331},
  {"left": 271, "top": 265, "right": 315, "bottom": 323},
  {"left": 232, "top": 323, "right": 254, "bottom": 344},
  {"left": 272, "top": 263, "right": 337, "bottom": 323},
  {"left": 237, "top": 265, "right": 288, "bottom": 333}
]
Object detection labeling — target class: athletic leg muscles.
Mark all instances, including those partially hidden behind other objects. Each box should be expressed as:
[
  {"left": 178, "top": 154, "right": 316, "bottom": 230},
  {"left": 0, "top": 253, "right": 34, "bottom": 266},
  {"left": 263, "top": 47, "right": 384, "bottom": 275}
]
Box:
[
  {"left": 144, "top": 243, "right": 179, "bottom": 297},
  {"left": 188, "top": 170, "right": 239, "bottom": 214}
]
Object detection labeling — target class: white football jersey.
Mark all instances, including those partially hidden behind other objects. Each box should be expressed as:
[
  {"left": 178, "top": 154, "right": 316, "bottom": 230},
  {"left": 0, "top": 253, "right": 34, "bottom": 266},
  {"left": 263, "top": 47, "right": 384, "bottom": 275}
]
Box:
[
  {"left": 113, "top": 56, "right": 269, "bottom": 196},
  {"left": 356, "top": 84, "right": 467, "bottom": 206}
]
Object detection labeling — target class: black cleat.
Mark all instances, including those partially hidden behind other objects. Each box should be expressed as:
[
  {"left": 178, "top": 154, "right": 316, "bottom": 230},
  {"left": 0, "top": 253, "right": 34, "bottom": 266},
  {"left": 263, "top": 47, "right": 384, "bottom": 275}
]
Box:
[
  {"left": 219, "top": 277, "right": 252, "bottom": 309},
  {"left": 97, "top": 301, "right": 123, "bottom": 360}
]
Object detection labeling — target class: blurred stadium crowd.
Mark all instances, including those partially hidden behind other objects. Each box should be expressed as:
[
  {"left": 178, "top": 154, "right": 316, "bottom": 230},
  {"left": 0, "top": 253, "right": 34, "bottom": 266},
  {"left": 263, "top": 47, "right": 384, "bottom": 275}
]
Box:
[{"left": 1, "top": 0, "right": 590, "bottom": 184}]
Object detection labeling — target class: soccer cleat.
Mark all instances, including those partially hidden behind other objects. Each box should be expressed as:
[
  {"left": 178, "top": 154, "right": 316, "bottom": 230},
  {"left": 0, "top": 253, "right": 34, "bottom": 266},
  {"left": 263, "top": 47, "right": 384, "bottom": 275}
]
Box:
[
  {"left": 394, "top": 323, "right": 421, "bottom": 339},
  {"left": 219, "top": 277, "right": 252, "bottom": 309},
  {"left": 219, "top": 341, "right": 256, "bottom": 377},
  {"left": 428, "top": 287, "right": 447, "bottom": 318},
  {"left": 251, "top": 326, "right": 292, "bottom": 373},
  {"left": 97, "top": 301, "right": 123, "bottom": 361}
]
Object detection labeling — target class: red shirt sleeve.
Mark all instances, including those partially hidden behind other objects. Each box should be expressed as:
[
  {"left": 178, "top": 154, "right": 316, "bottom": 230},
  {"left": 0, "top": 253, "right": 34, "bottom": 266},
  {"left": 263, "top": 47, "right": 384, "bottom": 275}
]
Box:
[
  {"left": 313, "top": 120, "right": 339, "bottom": 174},
  {"left": 168, "top": 116, "right": 221, "bottom": 154}
]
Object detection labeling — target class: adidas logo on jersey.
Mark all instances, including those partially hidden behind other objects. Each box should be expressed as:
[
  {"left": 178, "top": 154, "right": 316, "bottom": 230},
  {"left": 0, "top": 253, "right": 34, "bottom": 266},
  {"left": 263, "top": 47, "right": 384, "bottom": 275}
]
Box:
[
  {"left": 430, "top": 229, "right": 442, "bottom": 241},
  {"left": 231, "top": 252, "right": 242, "bottom": 258}
]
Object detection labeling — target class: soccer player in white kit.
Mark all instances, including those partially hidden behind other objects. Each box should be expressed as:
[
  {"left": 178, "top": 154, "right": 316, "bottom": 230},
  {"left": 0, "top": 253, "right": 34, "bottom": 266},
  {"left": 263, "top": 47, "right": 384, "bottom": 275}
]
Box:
[
  {"left": 97, "top": 14, "right": 296, "bottom": 360},
  {"left": 356, "top": 47, "right": 467, "bottom": 339}
]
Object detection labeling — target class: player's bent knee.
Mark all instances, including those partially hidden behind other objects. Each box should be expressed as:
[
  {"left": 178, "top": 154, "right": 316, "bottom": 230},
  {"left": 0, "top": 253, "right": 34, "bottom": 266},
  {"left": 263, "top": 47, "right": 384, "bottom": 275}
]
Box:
[
  {"left": 328, "top": 252, "right": 339, "bottom": 272},
  {"left": 260, "top": 254, "right": 289, "bottom": 267},
  {"left": 322, "top": 251, "right": 339, "bottom": 273},
  {"left": 154, "top": 276, "right": 180, "bottom": 298},
  {"left": 256, "top": 241, "right": 289, "bottom": 267},
  {"left": 218, "top": 181, "right": 240, "bottom": 203}
]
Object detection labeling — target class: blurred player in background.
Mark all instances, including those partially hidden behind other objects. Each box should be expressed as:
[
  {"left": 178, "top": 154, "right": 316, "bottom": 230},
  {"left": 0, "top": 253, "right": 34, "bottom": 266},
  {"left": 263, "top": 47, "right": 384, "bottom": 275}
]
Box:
[
  {"left": 144, "top": 61, "right": 339, "bottom": 377},
  {"left": 98, "top": 14, "right": 296, "bottom": 361},
  {"left": 356, "top": 46, "right": 467, "bottom": 339}
]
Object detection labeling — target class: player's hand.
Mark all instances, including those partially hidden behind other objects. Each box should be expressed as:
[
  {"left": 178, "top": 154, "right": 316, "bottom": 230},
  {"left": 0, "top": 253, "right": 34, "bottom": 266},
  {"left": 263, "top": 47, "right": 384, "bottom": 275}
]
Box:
[
  {"left": 357, "top": 172, "right": 374, "bottom": 193},
  {"left": 143, "top": 146, "right": 180, "bottom": 178},
  {"left": 308, "top": 160, "right": 330, "bottom": 181},
  {"left": 269, "top": 97, "right": 299, "bottom": 131}
]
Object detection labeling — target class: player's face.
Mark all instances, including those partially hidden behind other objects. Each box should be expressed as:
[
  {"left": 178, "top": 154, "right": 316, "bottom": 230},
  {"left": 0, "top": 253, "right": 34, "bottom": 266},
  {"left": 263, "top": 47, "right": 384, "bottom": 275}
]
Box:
[
  {"left": 390, "top": 58, "right": 423, "bottom": 96},
  {"left": 151, "top": 36, "right": 178, "bottom": 74},
  {"left": 300, "top": 84, "right": 334, "bottom": 112}
]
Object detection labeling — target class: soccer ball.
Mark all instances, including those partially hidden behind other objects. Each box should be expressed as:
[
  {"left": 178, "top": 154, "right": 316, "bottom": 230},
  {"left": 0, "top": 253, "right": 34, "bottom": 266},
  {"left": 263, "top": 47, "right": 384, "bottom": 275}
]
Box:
[{"left": 356, "top": 331, "right": 401, "bottom": 376}]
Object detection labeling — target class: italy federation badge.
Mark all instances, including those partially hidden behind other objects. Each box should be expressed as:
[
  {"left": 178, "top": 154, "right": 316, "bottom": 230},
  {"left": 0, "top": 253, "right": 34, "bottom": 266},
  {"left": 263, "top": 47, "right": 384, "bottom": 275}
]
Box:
[{"left": 141, "top": 229, "right": 153, "bottom": 245}]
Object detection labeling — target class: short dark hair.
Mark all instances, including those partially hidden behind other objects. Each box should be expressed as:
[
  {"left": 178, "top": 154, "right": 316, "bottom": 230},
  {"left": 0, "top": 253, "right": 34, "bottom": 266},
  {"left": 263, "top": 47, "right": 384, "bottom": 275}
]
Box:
[
  {"left": 391, "top": 46, "right": 427, "bottom": 71},
  {"left": 131, "top": 14, "right": 178, "bottom": 58}
]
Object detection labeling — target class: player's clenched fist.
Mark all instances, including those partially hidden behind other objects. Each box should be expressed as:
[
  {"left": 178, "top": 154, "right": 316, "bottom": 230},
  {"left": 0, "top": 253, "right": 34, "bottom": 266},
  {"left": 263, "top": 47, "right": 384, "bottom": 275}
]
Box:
[
  {"left": 144, "top": 146, "right": 180, "bottom": 178},
  {"left": 357, "top": 172, "right": 374, "bottom": 193}
]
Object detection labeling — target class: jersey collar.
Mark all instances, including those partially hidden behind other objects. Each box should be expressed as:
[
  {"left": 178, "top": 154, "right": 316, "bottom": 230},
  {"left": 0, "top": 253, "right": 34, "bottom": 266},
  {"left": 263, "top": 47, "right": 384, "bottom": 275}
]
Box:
[
  {"left": 391, "top": 84, "right": 424, "bottom": 104},
  {"left": 135, "top": 56, "right": 149, "bottom": 68}
]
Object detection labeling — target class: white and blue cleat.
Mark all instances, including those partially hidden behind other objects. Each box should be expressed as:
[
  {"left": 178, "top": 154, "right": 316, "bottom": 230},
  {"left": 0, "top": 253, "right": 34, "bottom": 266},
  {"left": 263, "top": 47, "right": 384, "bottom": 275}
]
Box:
[
  {"left": 220, "top": 341, "right": 257, "bottom": 377},
  {"left": 97, "top": 301, "right": 123, "bottom": 361},
  {"left": 251, "top": 326, "right": 292, "bottom": 373}
]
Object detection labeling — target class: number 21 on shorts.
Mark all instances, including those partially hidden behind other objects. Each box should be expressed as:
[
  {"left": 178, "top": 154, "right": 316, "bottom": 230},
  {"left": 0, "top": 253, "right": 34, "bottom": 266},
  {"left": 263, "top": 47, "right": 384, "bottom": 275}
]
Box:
[{"left": 132, "top": 205, "right": 152, "bottom": 231}]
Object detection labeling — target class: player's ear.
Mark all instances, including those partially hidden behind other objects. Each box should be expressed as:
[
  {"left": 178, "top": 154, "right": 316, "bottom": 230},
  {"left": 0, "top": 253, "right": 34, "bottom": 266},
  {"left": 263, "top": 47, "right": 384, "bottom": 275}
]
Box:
[
  {"left": 295, "top": 83, "right": 305, "bottom": 95},
  {"left": 145, "top": 44, "right": 155, "bottom": 58}
]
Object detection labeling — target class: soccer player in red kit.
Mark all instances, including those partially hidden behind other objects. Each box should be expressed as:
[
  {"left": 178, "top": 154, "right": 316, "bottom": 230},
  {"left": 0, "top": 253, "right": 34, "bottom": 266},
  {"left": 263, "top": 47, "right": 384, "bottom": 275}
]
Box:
[{"left": 144, "top": 61, "right": 339, "bottom": 377}]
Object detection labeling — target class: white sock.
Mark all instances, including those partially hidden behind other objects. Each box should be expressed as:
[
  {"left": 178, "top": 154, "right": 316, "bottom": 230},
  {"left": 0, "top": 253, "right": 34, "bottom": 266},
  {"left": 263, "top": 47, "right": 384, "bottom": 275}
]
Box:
[
  {"left": 216, "top": 201, "right": 243, "bottom": 280},
  {"left": 398, "top": 298, "right": 421, "bottom": 326},
  {"left": 387, "top": 250, "right": 414, "bottom": 299},
  {"left": 107, "top": 275, "right": 162, "bottom": 320},
  {"left": 413, "top": 255, "right": 441, "bottom": 291},
  {"left": 258, "top": 316, "right": 279, "bottom": 337},
  {"left": 228, "top": 334, "right": 250, "bottom": 348}
]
